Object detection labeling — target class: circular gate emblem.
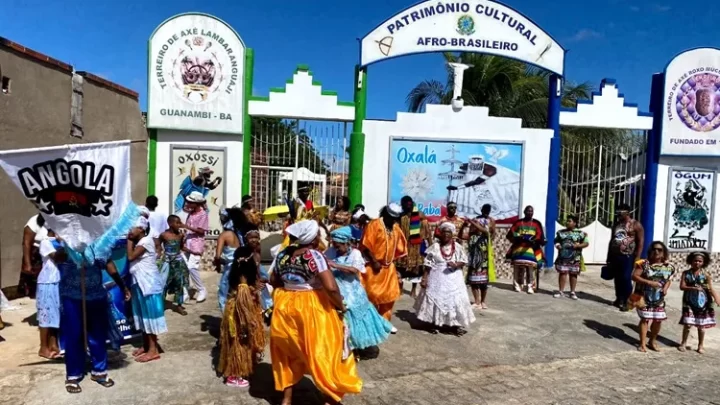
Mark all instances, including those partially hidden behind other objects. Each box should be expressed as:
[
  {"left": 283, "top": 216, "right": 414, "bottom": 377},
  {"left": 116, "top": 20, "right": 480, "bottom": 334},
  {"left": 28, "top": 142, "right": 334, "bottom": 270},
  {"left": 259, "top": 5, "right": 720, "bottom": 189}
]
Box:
[
  {"left": 675, "top": 73, "right": 720, "bottom": 132},
  {"left": 456, "top": 15, "right": 476, "bottom": 36},
  {"left": 170, "top": 36, "right": 223, "bottom": 105}
]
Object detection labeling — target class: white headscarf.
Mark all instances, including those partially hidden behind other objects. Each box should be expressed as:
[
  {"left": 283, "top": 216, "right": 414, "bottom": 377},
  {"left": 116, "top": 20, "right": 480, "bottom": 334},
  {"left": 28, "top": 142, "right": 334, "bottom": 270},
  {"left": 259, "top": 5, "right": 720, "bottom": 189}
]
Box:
[
  {"left": 387, "top": 203, "right": 402, "bottom": 218},
  {"left": 352, "top": 209, "right": 366, "bottom": 220},
  {"left": 134, "top": 216, "right": 150, "bottom": 231},
  {"left": 438, "top": 221, "right": 456, "bottom": 234},
  {"left": 138, "top": 205, "right": 150, "bottom": 218},
  {"left": 286, "top": 220, "right": 319, "bottom": 245},
  {"left": 270, "top": 244, "right": 282, "bottom": 259}
]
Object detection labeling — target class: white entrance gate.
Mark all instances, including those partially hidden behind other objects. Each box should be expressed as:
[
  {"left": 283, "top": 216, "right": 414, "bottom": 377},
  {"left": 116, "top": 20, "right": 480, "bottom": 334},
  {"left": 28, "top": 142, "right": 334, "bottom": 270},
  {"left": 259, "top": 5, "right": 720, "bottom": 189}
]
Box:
[
  {"left": 247, "top": 65, "right": 355, "bottom": 214},
  {"left": 558, "top": 79, "right": 654, "bottom": 264}
]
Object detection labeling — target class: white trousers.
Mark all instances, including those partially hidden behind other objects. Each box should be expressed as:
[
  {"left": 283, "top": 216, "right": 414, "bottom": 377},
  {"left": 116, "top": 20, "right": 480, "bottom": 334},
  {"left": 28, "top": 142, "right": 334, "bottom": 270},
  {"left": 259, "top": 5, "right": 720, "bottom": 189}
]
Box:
[{"left": 183, "top": 252, "right": 206, "bottom": 295}]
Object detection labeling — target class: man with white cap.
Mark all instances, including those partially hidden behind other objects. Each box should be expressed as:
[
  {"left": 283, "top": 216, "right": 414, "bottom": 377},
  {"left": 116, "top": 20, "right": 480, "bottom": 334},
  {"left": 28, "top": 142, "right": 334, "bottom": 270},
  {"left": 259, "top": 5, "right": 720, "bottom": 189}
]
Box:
[
  {"left": 182, "top": 191, "right": 209, "bottom": 302},
  {"left": 360, "top": 203, "right": 407, "bottom": 333}
]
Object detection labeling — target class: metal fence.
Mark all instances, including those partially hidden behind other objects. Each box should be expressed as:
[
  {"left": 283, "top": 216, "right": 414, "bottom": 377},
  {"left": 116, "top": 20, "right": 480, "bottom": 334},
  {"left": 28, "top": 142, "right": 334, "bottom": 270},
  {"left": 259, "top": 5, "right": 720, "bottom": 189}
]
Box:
[
  {"left": 249, "top": 119, "right": 350, "bottom": 224},
  {"left": 558, "top": 139, "right": 647, "bottom": 228}
]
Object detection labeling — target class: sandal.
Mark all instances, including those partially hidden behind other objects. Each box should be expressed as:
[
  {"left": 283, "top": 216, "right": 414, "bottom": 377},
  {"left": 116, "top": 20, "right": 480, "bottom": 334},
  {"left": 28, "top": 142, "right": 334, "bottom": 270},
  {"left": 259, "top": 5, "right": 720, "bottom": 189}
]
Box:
[
  {"left": 65, "top": 380, "right": 82, "bottom": 394},
  {"left": 135, "top": 353, "right": 161, "bottom": 363},
  {"left": 91, "top": 375, "right": 115, "bottom": 388}
]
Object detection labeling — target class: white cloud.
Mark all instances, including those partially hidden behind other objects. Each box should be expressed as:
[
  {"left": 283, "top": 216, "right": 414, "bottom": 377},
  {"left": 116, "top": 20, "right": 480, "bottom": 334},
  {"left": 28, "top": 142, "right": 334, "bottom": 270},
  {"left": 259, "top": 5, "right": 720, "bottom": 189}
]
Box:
[{"left": 568, "top": 29, "right": 603, "bottom": 42}]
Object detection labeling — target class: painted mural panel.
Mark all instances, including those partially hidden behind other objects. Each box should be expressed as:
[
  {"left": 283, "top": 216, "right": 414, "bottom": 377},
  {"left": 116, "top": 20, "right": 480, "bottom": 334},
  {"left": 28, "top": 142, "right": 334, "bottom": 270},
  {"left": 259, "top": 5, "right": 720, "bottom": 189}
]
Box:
[
  {"left": 388, "top": 138, "right": 523, "bottom": 223},
  {"left": 170, "top": 145, "right": 226, "bottom": 237},
  {"left": 665, "top": 168, "right": 715, "bottom": 251}
]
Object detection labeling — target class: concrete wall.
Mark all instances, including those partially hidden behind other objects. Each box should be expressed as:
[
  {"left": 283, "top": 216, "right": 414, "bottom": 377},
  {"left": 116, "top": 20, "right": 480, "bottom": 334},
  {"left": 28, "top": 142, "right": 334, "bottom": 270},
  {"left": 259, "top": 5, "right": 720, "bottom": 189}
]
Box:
[
  {"left": 0, "top": 39, "right": 147, "bottom": 290},
  {"left": 362, "top": 104, "right": 553, "bottom": 222}
]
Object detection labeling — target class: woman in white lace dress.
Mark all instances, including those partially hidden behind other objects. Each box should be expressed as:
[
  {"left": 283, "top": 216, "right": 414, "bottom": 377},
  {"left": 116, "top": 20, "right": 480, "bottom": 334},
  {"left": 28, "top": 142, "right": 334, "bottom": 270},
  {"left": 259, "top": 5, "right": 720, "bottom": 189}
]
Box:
[{"left": 414, "top": 222, "right": 476, "bottom": 335}]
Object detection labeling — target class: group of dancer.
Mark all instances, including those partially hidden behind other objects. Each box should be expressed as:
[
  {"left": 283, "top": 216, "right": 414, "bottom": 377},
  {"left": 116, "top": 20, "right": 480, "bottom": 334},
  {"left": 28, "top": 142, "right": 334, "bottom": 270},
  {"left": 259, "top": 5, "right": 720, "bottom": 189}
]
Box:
[{"left": 11, "top": 188, "right": 720, "bottom": 402}]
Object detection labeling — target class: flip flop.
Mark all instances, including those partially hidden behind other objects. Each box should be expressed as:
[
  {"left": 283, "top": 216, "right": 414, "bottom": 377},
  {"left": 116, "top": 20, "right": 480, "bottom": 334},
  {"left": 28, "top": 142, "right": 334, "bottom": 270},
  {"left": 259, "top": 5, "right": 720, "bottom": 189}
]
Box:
[
  {"left": 132, "top": 348, "right": 145, "bottom": 357},
  {"left": 65, "top": 380, "right": 82, "bottom": 394},
  {"left": 39, "top": 352, "right": 60, "bottom": 360},
  {"left": 135, "top": 353, "right": 161, "bottom": 363},
  {"left": 90, "top": 375, "right": 115, "bottom": 388}
]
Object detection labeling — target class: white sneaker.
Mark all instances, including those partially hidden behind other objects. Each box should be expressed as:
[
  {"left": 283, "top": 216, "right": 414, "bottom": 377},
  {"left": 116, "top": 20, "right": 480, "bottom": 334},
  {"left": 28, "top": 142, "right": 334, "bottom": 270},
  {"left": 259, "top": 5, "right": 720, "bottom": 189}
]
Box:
[
  {"left": 183, "top": 288, "right": 190, "bottom": 304},
  {"left": 196, "top": 291, "right": 207, "bottom": 303},
  {"left": 569, "top": 292, "right": 579, "bottom": 300},
  {"left": 513, "top": 283, "right": 521, "bottom": 292},
  {"left": 553, "top": 291, "right": 564, "bottom": 298},
  {"left": 391, "top": 326, "right": 398, "bottom": 334},
  {"left": 527, "top": 286, "right": 535, "bottom": 294}
]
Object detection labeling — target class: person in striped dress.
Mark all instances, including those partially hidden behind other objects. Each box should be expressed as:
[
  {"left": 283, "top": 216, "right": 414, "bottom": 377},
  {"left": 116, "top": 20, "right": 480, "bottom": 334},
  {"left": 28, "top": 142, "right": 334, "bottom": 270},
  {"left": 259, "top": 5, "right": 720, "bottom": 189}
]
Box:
[{"left": 506, "top": 206, "right": 546, "bottom": 294}]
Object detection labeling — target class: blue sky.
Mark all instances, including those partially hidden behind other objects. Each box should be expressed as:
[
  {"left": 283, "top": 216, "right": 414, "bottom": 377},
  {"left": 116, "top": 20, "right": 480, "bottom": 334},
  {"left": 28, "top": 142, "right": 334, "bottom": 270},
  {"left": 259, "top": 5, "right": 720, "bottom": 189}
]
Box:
[{"left": 1, "top": 0, "right": 713, "bottom": 120}]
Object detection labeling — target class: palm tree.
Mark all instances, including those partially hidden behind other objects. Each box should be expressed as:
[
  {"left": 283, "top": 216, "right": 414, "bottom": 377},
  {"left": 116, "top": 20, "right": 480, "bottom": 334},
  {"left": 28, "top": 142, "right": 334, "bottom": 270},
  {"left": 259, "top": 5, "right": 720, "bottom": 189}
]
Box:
[
  {"left": 406, "top": 52, "right": 645, "bottom": 226},
  {"left": 406, "top": 52, "right": 637, "bottom": 146}
]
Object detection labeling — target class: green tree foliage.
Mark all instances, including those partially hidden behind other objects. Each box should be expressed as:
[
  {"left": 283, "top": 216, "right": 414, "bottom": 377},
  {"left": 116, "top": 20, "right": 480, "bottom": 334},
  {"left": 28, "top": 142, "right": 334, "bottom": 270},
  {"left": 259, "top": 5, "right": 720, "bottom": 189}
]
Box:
[{"left": 250, "top": 117, "right": 329, "bottom": 174}]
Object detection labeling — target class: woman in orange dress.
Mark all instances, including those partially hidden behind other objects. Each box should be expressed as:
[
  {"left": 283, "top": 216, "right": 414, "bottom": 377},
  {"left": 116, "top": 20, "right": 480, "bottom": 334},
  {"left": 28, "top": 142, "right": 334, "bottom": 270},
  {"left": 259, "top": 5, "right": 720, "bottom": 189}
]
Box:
[
  {"left": 360, "top": 203, "right": 407, "bottom": 332},
  {"left": 270, "top": 220, "right": 362, "bottom": 405}
]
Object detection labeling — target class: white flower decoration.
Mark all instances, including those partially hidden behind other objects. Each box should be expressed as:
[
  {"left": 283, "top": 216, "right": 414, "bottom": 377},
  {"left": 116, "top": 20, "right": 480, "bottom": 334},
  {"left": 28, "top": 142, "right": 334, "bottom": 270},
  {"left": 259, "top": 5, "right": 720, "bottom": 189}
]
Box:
[{"left": 401, "top": 167, "right": 434, "bottom": 200}]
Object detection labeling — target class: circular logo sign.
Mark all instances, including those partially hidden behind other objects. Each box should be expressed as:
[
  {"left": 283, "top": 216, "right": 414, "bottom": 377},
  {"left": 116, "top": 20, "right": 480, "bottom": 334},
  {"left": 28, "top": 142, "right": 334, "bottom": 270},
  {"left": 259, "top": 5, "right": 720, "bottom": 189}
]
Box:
[
  {"left": 170, "top": 36, "right": 224, "bottom": 105},
  {"left": 456, "top": 15, "right": 476, "bottom": 36},
  {"left": 675, "top": 73, "right": 720, "bottom": 132}
]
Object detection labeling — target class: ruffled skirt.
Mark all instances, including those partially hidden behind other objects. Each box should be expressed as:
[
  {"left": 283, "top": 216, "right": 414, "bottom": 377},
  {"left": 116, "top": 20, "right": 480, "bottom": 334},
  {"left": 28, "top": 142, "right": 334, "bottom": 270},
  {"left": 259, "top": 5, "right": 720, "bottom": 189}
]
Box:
[
  {"left": 336, "top": 276, "right": 392, "bottom": 350},
  {"left": 36, "top": 283, "right": 60, "bottom": 328},
  {"left": 131, "top": 284, "right": 168, "bottom": 335},
  {"left": 414, "top": 268, "right": 476, "bottom": 328},
  {"left": 270, "top": 289, "right": 362, "bottom": 401}
]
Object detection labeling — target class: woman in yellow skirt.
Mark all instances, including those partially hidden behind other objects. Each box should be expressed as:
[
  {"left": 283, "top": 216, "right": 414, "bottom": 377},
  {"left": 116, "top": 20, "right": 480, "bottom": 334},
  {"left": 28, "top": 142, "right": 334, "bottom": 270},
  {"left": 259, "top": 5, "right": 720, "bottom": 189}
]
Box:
[{"left": 270, "top": 221, "right": 362, "bottom": 405}]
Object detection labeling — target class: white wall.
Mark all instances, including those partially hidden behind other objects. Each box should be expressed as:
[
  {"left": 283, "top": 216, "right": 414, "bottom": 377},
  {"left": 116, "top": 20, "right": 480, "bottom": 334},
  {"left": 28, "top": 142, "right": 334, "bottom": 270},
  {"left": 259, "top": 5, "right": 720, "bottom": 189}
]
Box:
[
  {"left": 155, "top": 129, "right": 244, "bottom": 214},
  {"left": 362, "top": 104, "right": 553, "bottom": 222},
  {"left": 653, "top": 157, "right": 720, "bottom": 251}
]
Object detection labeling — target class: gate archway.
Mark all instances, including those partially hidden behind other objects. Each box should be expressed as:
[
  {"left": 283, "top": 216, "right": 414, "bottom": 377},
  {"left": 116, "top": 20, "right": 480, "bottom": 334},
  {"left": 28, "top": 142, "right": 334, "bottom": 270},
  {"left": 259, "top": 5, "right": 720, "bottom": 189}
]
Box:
[{"left": 351, "top": 0, "right": 567, "bottom": 264}]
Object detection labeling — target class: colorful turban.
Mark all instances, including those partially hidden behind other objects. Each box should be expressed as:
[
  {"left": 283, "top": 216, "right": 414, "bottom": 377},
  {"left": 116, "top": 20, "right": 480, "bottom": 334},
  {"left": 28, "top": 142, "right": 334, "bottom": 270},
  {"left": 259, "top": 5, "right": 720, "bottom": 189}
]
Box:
[{"left": 330, "top": 226, "right": 353, "bottom": 244}]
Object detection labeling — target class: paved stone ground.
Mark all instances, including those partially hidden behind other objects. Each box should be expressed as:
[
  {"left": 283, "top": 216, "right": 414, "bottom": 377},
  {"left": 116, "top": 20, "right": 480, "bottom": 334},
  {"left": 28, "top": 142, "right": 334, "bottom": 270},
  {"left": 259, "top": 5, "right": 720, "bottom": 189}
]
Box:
[{"left": 2, "top": 268, "right": 720, "bottom": 405}]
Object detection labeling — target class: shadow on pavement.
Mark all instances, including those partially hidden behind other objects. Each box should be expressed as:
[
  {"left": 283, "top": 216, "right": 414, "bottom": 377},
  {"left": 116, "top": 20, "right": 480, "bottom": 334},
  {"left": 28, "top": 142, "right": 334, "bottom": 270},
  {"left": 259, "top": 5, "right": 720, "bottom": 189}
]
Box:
[
  {"left": 249, "top": 362, "right": 326, "bottom": 404},
  {"left": 394, "top": 309, "right": 435, "bottom": 333},
  {"left": 583, "top": 319, "right": 639, "bottom": 347},
  {"left": 491, "top": 282, "right": 554, "bottom": 296},
  {"left": 199, "top": 314, "right": 221, "bottom": 340},
  {"left": 22, "top": 312, "right": 38, "bottom": 327},
  {"left": 623, "top": 322, "right": 678, "bottom": 348},
  {"left": 575, "top": 291, "right": 615, "bottom": 306}
]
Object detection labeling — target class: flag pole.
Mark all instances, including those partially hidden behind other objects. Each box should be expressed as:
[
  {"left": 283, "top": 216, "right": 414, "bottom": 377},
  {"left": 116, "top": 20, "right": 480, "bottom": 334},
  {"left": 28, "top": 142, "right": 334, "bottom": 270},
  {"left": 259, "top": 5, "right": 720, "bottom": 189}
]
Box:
[{"left": 80, "top": 264, "right": 88, "bottom": 351}]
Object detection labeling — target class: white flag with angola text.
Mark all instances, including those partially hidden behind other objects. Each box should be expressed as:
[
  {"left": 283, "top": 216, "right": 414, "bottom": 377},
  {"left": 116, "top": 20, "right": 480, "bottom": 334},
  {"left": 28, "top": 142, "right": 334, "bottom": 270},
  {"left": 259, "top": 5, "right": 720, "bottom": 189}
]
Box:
[{"left": 0, "top": 141, "right": 133, "bottom": 252}]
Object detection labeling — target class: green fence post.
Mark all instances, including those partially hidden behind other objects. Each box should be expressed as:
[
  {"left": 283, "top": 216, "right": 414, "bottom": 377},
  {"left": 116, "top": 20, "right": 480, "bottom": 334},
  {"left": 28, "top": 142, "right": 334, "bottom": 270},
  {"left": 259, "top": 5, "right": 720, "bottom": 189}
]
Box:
[{"left": 348, "top": 65, "right": 367, "bottom": 206}]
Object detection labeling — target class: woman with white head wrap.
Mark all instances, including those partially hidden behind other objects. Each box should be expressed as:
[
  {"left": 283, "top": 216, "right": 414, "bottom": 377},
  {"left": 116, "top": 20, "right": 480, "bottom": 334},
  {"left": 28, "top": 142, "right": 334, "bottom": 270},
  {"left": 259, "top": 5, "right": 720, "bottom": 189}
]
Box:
[
  {"left": 414, "top": 221, "right": 475, "bottom": 335},
  {"left": 270, "top": 220, "right": 362, "bottom": 403},
  {"left": 127, "top": 215, "right": 168, "bottom": 362}
]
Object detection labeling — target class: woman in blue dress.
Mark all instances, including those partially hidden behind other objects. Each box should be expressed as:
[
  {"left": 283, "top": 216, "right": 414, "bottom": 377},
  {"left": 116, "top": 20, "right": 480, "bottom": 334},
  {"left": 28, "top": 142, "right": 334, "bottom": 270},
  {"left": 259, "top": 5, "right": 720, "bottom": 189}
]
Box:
[
  {"left": 215, "top": 208, "right": 243, "bottom": 312},
  {"left": 325, "top": 226, "right": 392, "bottom": 359}
]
